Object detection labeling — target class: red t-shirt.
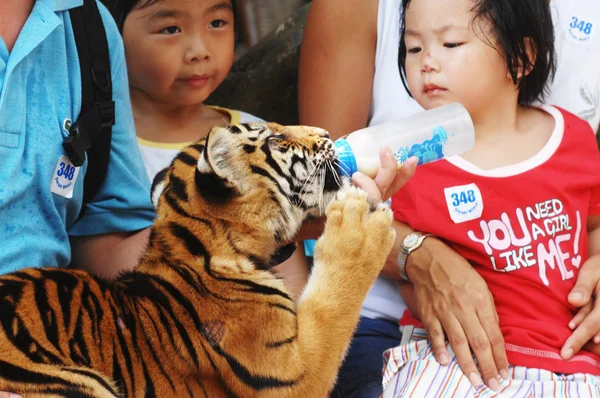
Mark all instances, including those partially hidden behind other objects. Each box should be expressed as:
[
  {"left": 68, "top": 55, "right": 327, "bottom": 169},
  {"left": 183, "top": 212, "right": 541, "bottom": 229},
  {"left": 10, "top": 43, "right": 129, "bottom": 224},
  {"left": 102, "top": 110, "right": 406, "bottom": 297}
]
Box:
[{"left": 392, "top": 106, "right": 600, "bottom": 375}]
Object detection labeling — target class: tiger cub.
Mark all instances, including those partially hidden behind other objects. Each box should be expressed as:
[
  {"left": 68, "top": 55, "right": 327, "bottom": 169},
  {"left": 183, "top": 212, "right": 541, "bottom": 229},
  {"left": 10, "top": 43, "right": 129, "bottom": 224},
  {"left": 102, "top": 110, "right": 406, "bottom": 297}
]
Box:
[{"left": 0, "top": 123, "right": 395, "bottom": 397}]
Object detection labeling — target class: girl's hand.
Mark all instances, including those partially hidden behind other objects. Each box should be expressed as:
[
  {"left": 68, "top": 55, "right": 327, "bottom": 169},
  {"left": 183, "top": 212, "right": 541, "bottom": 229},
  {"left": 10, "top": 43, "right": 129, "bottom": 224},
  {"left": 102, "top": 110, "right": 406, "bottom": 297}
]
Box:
[
  {"left": 407, "top": 238, "right": 509, "bottom": 391},
  {"left": 351, "top": 148, "right": 417, "bottom": 203},
  {"left": 561, "top": 254, "right": 600, "bottom": 359}
]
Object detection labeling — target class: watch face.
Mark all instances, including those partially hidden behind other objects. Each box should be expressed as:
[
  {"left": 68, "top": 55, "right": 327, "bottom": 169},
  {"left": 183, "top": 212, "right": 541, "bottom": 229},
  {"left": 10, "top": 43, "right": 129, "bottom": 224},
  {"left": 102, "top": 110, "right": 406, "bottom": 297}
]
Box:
[{"left": 403, "top": 233, "right": 420, "bottom": 248}]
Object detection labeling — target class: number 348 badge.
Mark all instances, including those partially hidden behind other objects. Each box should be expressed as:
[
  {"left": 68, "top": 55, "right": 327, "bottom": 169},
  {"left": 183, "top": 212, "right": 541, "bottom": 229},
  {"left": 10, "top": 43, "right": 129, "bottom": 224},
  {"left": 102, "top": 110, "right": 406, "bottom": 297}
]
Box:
[
  {"left": 444, "top": 183, "right": 484, "bottom": 224},
  {"left": 51, "top": 155, "right": 80, "bottom": 199}
]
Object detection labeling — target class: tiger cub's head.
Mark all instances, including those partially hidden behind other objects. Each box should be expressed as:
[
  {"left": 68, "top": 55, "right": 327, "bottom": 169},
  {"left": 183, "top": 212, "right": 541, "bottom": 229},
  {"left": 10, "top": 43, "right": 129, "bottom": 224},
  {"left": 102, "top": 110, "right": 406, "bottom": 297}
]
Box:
[{"left": 151, "top": 122, "right": 348, "bottom": 244}]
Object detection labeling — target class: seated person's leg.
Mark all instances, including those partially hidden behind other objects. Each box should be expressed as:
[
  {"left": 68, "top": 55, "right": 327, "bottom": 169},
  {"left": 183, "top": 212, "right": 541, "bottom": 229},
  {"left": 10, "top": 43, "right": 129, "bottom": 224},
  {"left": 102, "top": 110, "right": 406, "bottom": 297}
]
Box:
[
  {"left": 382, "top": 328, "right": 600, "bottom": 398},
  {"left": 331, "top": 317, "right": 401, "bottom": 398}
]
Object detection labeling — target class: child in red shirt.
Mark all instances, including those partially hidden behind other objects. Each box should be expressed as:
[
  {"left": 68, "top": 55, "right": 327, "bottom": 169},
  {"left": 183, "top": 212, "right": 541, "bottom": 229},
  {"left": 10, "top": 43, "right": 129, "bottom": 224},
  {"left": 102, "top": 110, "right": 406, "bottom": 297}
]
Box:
[{"left": 382, "top": 0, "right": 600, "bottom": 396}]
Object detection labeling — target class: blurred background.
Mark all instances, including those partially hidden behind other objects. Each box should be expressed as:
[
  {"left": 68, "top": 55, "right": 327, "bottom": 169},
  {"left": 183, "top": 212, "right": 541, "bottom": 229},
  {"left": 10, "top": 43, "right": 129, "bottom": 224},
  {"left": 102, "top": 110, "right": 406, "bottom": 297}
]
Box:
[
  {"left": 208, "top": 0, "right": 312, "bottom": 125},
  {"left": 234, "top": 0, "right": 311, "bottom": 56}
]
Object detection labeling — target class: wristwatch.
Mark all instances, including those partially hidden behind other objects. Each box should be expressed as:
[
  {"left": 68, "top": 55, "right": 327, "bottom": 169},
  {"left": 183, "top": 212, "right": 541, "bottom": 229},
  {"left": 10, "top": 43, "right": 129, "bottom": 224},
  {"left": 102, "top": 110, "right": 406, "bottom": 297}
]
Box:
[{"left": 397, "top": 232, "right": 432, "bottom": 281}]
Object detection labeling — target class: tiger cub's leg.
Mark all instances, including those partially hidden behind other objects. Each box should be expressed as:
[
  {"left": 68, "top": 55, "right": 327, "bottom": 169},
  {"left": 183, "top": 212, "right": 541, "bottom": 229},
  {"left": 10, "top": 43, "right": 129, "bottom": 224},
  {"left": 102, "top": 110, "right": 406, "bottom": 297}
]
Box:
[{"left": 289, "top": 187, "right": 396, "bottom": 397}]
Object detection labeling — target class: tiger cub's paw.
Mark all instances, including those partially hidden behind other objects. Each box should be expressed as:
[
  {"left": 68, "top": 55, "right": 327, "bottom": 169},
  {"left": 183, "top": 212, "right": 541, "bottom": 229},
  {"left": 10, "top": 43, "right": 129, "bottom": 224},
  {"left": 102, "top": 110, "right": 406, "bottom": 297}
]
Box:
[{"left": 314, "top": 187, "right": 395, "bottom": 276}]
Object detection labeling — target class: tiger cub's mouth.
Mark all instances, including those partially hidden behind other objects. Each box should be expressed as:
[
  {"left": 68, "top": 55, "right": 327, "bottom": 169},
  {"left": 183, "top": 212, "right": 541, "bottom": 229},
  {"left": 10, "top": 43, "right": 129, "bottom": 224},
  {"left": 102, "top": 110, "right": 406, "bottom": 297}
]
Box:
[
  {"left": 320, "top": 138, "right": 347, "bottom": 193},
  {"left": 300, "top": 138, "right": 350, "bottom": 216}
]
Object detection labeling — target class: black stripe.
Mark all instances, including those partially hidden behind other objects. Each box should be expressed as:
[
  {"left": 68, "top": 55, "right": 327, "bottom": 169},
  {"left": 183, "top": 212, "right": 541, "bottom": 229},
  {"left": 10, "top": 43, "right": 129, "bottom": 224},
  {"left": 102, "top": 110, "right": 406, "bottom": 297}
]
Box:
[
  {"left": 120, "top": 275, "right": 200, "bottom": 368},
  {"left": 236, "top": 280, "right": 293, "bottom": 300},
  {"left": 170, "top": 223, "right": 208, "bottom": 257},
  {"left": 0, "top": 359, "right": 66, "bottom": 384},
  {"left": 33, "top": 277, "right": 61, "bottom": 354},
  {"left": 197, "top": 342, "right": 242, "bottom": 398},
  {"left": 49, "top": 272, "right": 80, "bottom": 337},
  {"left": 288, "top": 153, "right": 308, "bottom": 179},
  {"left": 151, "top": 167, "right": 169, "bottom": 197},
  {"left": 115, "top": 299, "right": 148, "bottom": 377},
  {"left": 9, "top": 316, "right": 65, "bottom": 365},
  {"left": 85, "top": 287, "right": 105, "bottom": 356},
  {"left": 164, "top": 192, "right": 214, "bottom": 232},
  {"left": 249, "top": 165, "right": 287, "bottom": 198},
  {"left": 194, "top": 170, "right": 237, "bottom": 204},
  {"left": 269, "top": 303, "right": 296, "bottom": 316},
  {"left": 175, "top": 152, "right": 199, "bottom": 166},
  {"left": 111, "top": 347, "right": 126, "bottom": 396},
  {"left": 229, "top": 125, "right": 242, "bottom": 134},
  {"left": 170, "top": 260, "right": 209, "bottom": 298},
  {"left": 188, "top": 143, "right": 206, "bottom": 154},
  {"left": 118, "top": 275, "right": 181, "bottom": 353},
  {"left": 207, "top": 339, "right": 301, "bottom": 390},
  {"left": 62, "top": 367, "right": 120, "bottom": 396},
  {"left": 150, "top": 278, "right": 206, "bottom": 367},
  {"left": 109, "top": 303, "right": 135, "bottom": 396},
  {"left": 242, "top": 144, "right": 256, "bottom": 153},
  {"left": 168, "top": 175, "right": 189, "bottom": 201},
  {"left": 266, "top": 334, "right": 297, "bottom": 348},
  {"left": 134, "top": 301, "right": 176, "bottom": 390},
  {"left": 69, "top": 309, "right": 91, "bottom": 366},
  {"left": 260, "top": 141, "right": 295, "bottom": 189},
  {"left": 227, "top": 235, "right": 268, "bottom": 270},
  {"left": 142, "top": 360, "right": 156, "bottom": 398}
]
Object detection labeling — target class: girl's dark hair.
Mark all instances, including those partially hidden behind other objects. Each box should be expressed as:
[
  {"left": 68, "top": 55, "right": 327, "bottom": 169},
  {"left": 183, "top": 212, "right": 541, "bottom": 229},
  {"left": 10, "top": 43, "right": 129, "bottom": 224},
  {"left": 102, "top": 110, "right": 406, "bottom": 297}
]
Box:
[
  {"left": 100, "top": 0, "right": 237, "bottom": 34},
  {"left": 398, "top": 0, "right": 556, "bottom": 105}
]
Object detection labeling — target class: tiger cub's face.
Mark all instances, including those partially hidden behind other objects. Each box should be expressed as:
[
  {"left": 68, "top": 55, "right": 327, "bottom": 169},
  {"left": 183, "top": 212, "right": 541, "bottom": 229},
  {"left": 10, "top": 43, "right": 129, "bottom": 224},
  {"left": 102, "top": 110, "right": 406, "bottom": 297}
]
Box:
[{"left": 152, "top": 122, "right": 347, "bottom": 243}]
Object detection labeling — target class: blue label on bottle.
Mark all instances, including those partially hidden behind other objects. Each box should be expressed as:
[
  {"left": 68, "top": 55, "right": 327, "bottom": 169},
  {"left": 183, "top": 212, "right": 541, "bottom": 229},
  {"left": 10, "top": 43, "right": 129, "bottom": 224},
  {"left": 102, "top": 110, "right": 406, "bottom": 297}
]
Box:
[{"left": 394, "top": 124, "right": 450, "bottom": 165}]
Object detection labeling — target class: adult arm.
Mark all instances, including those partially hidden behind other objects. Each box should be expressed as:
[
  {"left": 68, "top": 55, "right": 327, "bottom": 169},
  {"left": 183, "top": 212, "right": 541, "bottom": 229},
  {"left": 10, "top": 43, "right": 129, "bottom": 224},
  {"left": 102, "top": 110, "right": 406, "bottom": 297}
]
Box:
[
  {"left": 70, "top": 229, "right": 150, "bottom": 278},
  {"left": 298, "top": 0, "right": 378, "bottom": 139},
  {"left": 561, "top": 215, "right": 600, "bottom": 358},
  {"left": 384, "top": 222, "right": 509, "bottom": 388},
  {"left": 283, "top": 0, "right": 380, "bottom": 298}
]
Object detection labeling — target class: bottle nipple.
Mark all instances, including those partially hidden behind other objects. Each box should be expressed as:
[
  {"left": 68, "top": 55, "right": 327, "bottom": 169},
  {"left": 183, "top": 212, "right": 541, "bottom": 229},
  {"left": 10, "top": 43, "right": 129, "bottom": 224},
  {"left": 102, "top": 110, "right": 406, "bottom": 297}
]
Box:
[{"left": 333, "top": 138, "right": 357, "bottom": 177}]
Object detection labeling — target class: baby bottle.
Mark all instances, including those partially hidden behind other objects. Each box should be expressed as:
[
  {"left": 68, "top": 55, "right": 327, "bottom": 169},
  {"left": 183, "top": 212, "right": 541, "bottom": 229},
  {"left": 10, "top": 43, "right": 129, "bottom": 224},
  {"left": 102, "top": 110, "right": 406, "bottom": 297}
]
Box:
[{"left": 334, "top": 103, "right": 475, "bottom": 177}]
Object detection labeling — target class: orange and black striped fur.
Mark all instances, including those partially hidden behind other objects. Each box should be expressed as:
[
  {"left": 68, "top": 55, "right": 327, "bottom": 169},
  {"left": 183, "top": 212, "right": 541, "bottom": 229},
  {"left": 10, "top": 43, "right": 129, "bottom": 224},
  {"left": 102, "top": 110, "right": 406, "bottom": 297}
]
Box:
[{"left": 0, "top": 123, "right": 395, "bottom": 397}]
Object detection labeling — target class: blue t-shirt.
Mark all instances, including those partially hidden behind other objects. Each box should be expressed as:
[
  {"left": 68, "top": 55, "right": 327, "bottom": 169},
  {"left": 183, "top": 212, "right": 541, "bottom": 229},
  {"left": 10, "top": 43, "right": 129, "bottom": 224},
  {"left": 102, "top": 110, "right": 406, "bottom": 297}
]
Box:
[{"left": 0, "top": 0, "right": 155, "bottom": 273}]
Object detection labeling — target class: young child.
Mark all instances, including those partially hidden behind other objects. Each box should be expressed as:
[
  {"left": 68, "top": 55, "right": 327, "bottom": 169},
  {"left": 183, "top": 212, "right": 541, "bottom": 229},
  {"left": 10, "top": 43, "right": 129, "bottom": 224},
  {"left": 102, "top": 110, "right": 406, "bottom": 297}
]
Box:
[
  {"left": 102, "top": 0, "right": 263, "bottom": 181},
  {"left": 383, "top": 0, "right": 600, "bottom": 396}
]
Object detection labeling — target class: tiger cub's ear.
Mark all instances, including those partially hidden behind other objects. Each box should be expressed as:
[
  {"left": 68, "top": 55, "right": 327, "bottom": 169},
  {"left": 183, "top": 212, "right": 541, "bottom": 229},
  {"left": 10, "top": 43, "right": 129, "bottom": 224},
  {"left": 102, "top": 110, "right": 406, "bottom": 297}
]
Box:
[
  {"left": 150, "top": 167, "right": 169, "bottom": 208},
  {"left": 196, "top": 127, "right": 248, "bottom": 194}
]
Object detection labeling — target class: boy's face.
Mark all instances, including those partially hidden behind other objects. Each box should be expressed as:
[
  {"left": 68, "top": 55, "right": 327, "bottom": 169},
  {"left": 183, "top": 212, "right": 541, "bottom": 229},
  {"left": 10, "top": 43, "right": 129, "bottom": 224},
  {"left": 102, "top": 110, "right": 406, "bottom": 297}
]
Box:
[
  {"left": 123, "top": 0, "right": 235, "bottom": 106},
  {"left": 403, "top": 0, "right": 516, "bottom": 120}
]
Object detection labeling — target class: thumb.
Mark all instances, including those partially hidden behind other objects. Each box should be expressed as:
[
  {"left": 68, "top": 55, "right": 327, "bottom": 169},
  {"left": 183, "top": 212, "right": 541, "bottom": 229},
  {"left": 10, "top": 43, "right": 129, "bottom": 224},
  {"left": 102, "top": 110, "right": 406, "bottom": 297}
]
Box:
[
  {"left": 351, "top": 172, "right": 381, "bottom": 203},
  {"left": 569, "top": 256, "right": 600, "bottom": 307}
]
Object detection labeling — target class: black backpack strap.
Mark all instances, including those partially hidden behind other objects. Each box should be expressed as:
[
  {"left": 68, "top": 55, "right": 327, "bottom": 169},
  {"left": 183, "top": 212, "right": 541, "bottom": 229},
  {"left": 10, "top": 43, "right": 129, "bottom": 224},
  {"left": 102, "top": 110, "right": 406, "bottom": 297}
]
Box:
[{"left": 65, "top": 0, "right": 114, "bottom": 205}]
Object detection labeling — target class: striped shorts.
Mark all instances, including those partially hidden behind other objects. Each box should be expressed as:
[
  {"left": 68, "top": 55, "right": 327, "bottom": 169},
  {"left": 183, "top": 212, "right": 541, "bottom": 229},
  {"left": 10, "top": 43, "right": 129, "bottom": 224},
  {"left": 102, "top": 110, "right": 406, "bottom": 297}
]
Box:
[{"left": 381, "top": 326, "right": 600, "bottom": 397}]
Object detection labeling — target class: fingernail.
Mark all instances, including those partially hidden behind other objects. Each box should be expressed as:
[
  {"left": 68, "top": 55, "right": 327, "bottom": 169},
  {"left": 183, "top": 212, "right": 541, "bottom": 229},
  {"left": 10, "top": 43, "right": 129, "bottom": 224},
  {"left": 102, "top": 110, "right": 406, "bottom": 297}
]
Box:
[
  {"left": 469, "top": 372, "right": 483, "bottom": 387},
  {"left": 438, "top": 352, "right": 450, "bottom": 365},
  {"left": 499, "top": 368, "right": 509, "bottom": 380},
  {"left": 569, "top": 321, "right": 576, "bottom": 329},
  {"left": 488, "top": 377, "right": 500, "bottom": 391},
  {"left": 570, "top": 292, "right": 584, "bottom": 302},
  {"left": 562, "top": 348, "right": 574, "bottom": 359}
]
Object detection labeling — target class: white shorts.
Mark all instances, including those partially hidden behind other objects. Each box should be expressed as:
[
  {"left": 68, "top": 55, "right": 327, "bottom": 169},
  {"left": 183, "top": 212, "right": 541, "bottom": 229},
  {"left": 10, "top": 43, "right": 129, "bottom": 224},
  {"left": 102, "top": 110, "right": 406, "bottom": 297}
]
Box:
[{"left": 382, "top": 326, "right": 600, "bottom": 397}]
